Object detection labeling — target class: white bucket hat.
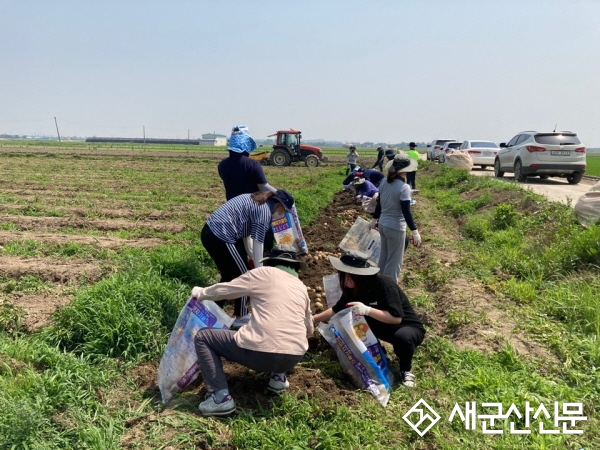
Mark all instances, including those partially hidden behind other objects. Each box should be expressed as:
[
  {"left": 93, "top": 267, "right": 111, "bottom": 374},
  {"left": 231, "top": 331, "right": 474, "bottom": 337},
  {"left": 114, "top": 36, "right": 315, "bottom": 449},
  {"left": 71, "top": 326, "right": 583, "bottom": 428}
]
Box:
[
  {"left": 385, "top": 153, "right": 418, "bottom": 174},
  {"left": 328, "top": 250, "right": 380, "bottom": 276}
]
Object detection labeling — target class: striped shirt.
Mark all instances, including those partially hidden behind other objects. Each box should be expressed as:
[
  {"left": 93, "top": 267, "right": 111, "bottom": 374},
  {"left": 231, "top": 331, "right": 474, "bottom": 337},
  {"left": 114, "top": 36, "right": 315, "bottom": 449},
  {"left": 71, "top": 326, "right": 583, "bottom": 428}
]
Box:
[{"left": 206, "top": 194, "right": 272, "bottom": 244}]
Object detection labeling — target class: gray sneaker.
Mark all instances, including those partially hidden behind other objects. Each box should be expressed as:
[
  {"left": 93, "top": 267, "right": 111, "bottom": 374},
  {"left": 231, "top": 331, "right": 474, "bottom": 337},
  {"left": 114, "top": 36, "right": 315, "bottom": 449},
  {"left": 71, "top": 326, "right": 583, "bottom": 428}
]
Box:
[
  {"left": 401, "top": 371, "right": 416, "bottom": 388},
  {"left": 198, "top": 394, "right": 236, "bottom": 416}
]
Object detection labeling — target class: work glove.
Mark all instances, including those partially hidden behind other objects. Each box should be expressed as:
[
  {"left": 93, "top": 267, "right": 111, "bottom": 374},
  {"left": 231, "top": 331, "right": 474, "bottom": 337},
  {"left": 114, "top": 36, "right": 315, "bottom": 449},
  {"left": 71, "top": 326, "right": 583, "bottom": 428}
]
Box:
[
  {"left": 411, "top": 229, "right": 422, "bottom": 247},
  {"left": 368, "top": 219, "right": 378, "bottom": 230},
  {"left": 191, "top": 286, "right": 203, "bottom": 299},
  {"left": 347, "top": 302, "right": 371, "bottom": 316}
]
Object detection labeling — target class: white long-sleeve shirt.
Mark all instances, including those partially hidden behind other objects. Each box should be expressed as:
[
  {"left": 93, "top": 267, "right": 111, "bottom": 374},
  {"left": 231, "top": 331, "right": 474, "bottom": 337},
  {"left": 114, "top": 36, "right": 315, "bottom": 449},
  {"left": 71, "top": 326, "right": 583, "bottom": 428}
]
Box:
[{"left": 194, "top": 266, "right": 313, "bottom": 355}]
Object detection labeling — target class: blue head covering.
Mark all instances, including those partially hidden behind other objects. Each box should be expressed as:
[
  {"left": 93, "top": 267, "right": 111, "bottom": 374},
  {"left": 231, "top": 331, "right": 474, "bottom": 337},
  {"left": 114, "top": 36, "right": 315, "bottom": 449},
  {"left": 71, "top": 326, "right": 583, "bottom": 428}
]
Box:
[{"left": 228, "top": 125, "right": 257, "bottom": 154}]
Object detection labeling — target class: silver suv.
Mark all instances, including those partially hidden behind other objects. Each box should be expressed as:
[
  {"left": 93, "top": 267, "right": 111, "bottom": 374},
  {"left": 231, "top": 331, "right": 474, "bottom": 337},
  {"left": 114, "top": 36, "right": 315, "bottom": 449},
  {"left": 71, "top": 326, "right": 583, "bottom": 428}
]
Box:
[
  {"left": 427, "top": 139, "right": 456, "bottom": 161},
  {"left": 494, "top": 131, "right": 586, "bottom": 184}
]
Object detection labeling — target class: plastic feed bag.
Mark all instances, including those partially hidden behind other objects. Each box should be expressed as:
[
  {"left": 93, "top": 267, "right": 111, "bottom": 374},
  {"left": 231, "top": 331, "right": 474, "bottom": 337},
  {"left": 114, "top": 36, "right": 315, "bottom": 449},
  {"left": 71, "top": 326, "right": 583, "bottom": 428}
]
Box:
[
  {"left": 158, "top": 298, "right": 234, "bottom": 404},
  {"left": 322, "top": 274, "right": 342, "bottom": 308},
  {"left": 318, "top": 308, "right": 394, "bottom": 407}
]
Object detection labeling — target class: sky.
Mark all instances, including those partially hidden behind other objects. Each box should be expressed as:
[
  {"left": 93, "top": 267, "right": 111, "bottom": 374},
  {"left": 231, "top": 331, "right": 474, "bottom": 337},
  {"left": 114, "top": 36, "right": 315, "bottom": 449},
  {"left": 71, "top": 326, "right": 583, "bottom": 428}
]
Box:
[{"left": 1, "top": 1, "right": 599, "bottom": 146}]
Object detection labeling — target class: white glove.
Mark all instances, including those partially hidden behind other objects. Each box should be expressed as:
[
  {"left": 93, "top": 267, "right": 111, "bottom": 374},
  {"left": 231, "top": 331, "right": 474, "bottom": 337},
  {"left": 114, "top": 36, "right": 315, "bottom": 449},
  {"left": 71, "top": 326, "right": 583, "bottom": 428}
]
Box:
[
  {"left": 347, "top": 302, "right": 371, "bottom": 316},
  {"left": 368, "top": 219, "right": 378, "bottom": 230},
  {"left": 191, "top": 286, "right": 203, "bottom": 299},
  {"left": 411, "top": 229, "right": 422, "bottom": 247}
]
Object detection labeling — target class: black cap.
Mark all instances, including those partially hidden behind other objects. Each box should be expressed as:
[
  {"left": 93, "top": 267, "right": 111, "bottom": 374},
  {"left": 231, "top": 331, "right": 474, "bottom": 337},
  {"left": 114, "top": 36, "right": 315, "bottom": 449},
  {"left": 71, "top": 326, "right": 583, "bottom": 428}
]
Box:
[
  {"left": 261, "top": 244, "right": 307, "bottom": 270},
  {"left": 384, "top": 149, "right": 395, "bottom": 158},
  {"left": 409, "top": 142, "right": 417, "bottom": 148},
  {"left": 273, "top": 189, "right": 295, "bottom": 212}
]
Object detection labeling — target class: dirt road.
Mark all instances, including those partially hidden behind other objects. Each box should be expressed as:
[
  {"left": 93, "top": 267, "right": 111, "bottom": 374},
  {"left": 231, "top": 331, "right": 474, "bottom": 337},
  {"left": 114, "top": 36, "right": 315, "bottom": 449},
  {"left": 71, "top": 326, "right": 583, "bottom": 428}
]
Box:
[{"left": 469, "top": 168, "right": 597, "bottom": 206}]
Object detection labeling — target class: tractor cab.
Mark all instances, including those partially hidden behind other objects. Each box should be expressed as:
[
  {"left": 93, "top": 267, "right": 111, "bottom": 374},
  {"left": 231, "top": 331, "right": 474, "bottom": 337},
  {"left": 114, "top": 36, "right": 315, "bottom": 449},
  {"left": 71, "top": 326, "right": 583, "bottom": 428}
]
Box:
[{"left": 268, "top": 129, "right": 324, "bottom": 167}]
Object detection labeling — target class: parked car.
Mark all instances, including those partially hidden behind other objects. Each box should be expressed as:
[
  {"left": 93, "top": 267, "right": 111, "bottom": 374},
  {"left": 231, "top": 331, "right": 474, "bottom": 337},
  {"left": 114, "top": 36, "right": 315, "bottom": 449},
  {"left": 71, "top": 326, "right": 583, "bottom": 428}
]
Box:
[
  {"left": 459, "top": 140, "right": 499, "bottom": 169},
  {"left": 494, "top": 131, "right": 586, "bottom": 184},
  {"left": 427, "top": 139, "right": 456, "bottom": 161},
  {"left": 438, "top": 141, "right": 463, "bottom": 163}
]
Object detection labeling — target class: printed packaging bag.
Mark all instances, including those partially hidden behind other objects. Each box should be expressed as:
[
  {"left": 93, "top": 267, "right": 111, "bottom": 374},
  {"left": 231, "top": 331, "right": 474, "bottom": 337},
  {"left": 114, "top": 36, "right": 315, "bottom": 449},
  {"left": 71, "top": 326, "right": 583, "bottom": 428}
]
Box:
[
  {"left": 158, "top": 298, "right": 234, "bottom": 404},
  {"left": 339, "top": 217, "right": 381, "bottom": 265},
  {"left": 271, "top": 204, "right": 309, "bottom": 254},
  {"left": 318, "top": 308, "right": 394, "bottom": 407}
]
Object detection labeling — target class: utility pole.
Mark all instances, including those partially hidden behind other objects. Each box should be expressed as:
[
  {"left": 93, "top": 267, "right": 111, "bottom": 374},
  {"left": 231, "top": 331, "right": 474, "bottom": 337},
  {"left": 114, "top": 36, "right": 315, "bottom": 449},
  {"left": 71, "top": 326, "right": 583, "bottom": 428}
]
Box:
[
  {"left": 54, "top": 117, "right": 61, "bottom": 142},
  {"left": 187, "top": 129, "right": 190, "bottom": 145},
  {"left": 143, "top": 126, "right": 146, "bottom": 147}
]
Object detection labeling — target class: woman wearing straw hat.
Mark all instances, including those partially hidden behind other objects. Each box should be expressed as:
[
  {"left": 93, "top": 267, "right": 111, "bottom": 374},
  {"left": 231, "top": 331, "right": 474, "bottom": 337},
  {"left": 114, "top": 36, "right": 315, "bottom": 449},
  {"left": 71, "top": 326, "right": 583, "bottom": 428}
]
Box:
[
  {"left": 370, "top": 154, "right": 422, "bottom": 281},
  {"left": 313, "top": 250, "right": 425, "bottom": 387},
  {"left": 191, "top": 245, "right": 313, "bottom": 416}
]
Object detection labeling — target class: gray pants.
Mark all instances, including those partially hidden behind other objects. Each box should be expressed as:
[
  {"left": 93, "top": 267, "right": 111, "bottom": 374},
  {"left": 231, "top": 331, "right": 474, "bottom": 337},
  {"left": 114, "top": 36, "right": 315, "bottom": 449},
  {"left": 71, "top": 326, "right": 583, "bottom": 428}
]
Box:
[
  {"left": 378, "top": 224, "right": 406, "bottom": 282},
  {"left": 194, "top": 328, "right": 304, "bottom": 393}
]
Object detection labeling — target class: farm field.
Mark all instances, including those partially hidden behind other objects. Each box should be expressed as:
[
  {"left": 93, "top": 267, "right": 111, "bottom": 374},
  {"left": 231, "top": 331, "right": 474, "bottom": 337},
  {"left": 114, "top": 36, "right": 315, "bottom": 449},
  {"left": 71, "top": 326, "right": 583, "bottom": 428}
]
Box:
[{"left": 1, "top": 150, "right": 599, "bottom": 449}]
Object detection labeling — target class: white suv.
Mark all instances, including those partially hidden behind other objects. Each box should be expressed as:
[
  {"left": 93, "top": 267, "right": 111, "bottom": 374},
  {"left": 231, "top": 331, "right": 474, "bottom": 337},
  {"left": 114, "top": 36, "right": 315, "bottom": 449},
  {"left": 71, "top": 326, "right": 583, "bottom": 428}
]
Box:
[
  {"left": 494, "top": 131, "right": 586, "bottom": 184},
  {"left": 427, "top": 139, "right": 457, "bottom": 161}
]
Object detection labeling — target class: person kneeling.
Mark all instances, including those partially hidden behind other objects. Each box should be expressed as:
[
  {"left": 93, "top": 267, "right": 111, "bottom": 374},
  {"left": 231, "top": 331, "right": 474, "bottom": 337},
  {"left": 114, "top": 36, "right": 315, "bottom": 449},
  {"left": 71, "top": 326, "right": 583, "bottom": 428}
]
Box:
[
  {"left": 191, "top": 245, "right": 313, "bottom": 416},
  {"left": 313, "top": 250, "right": 425, "bottom": 388}
]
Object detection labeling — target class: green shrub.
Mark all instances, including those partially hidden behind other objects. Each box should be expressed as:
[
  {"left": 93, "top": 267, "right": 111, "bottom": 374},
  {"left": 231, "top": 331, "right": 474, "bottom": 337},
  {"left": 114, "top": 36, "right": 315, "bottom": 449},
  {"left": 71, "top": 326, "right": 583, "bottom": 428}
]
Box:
[{"left": 492, "top": 203, "right": 518, "bottom": 230}]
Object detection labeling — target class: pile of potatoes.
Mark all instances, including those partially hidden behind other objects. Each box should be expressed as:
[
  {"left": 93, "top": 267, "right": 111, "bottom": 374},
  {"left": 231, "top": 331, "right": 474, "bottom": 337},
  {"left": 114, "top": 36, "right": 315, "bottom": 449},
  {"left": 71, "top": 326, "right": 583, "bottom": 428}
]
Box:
[{"left": 304, "top": 250, "right": 343, "bottom": 312}]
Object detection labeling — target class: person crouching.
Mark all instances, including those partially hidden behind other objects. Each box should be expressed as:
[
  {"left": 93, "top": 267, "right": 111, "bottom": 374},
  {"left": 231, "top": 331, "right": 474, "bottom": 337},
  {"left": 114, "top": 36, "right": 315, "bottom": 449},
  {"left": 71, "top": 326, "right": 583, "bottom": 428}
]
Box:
[{"left": 191, "top": 245, "right": 313, "bottom": 416}]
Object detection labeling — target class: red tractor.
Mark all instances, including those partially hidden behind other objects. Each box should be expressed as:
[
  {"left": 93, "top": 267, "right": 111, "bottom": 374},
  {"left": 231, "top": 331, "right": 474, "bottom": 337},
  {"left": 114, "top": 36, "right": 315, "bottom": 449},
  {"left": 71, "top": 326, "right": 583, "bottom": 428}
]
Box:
[{"left": 268, "top": 129, "right": 325, "bottom": 167}]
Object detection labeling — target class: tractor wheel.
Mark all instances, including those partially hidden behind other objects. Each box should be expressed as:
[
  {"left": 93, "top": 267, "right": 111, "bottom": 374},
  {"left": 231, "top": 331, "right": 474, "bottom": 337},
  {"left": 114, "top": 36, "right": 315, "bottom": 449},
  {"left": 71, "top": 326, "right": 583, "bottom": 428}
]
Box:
[
  {"left": 270, "top": 149, "right": 291, "bottom": 167},
  {"left": 304, "top": 155, "right": 320, "bottom": 168},
  {"left": 259, "top": 158, "right": 269, "bottom": 166}
]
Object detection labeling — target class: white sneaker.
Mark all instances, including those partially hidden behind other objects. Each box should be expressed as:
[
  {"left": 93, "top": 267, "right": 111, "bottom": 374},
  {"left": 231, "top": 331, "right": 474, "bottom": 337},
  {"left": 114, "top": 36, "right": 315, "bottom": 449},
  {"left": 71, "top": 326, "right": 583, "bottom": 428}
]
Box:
[
  {"left": 198, "top": 394, "right": 236, "bottom": 416},
  {"left": 401, "top": 371, "right": 416, "bottom": 388},
  {"left": 267, "top": 374, "right": 289, "bottom": 394},
  {"left": 232, "top": 313, "right": 252, "bottom": 329}
]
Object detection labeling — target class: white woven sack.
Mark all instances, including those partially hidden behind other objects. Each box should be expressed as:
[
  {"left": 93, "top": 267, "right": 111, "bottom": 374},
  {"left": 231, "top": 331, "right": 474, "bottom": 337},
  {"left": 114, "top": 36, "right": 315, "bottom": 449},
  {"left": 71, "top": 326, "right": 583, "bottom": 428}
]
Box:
[
  {"left": 589, "top": 181, "right": 600, "bottom": 192},
  {"left": 574, "top": 191, "right": 600, "bottom": 227},
  {"left": 444, "top": 151, "right": 473, "bottom": 170}
]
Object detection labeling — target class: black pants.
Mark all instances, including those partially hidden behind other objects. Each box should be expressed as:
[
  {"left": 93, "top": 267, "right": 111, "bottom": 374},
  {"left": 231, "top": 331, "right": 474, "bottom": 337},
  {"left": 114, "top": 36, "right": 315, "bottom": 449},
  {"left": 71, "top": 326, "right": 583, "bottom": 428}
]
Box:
[
  {"left": 346, "top": 163, "right": 356, "bottom": 176},
  {"left": 201, "top": 224, "right": 250, "bottom": 317},
  {"left": 371, "top": 159, "right": 383, "bottom": 171},
  {"left": 377, "top": 326, "right": 425, "bottom": 372},
  {"left": 406, "top": 171, "right": 416, "bottom": 189}
]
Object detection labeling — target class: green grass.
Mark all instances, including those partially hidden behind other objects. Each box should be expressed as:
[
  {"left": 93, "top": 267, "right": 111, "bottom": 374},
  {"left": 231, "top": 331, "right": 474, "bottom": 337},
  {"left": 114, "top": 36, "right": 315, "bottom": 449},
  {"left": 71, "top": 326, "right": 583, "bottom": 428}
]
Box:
[
  {"left": 586, "top": 154, "right": 600, "bottom": 177},
  {"left": 1, "top": 155, "right": 599, "bottom": 448}
]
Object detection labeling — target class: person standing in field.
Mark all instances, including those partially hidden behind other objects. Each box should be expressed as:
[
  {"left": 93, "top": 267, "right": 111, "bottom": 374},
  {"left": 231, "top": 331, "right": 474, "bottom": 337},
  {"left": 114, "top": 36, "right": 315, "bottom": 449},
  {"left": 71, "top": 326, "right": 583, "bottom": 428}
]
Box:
[
  {"left": 218, "top": 125, "right": 277, "bottom": 200},
  {"left": 191, "top": 245, "right": 313, "bottom": 416},
  {"left": 370, "top": 154, "right": 421, "bottom": 282},
  {"left": 405, "top": 142, "right": 420, "bottom": 191},
  {"left": 218, "top": 125, "right": 277, "bottom": 258},
  {"left": 201, "top": 190, "right": 296, "bottom": 328},
  {"left": 346, "top": 146, "right": 359, "bottom": 175},
  {"left": 371, "top": 147, "right": 385, "bottom": 171},
  {"left": 313, "top": 250, "right": 425, "bottom": 388}
]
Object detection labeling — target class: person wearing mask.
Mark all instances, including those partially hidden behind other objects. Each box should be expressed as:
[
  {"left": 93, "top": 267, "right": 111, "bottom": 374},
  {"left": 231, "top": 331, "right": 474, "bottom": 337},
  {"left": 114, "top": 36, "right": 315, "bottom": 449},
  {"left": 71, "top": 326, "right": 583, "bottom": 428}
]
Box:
[
  {"left": 346, "top": 146, "right": 359, "bottom": 176},
  {"left": 313, "top": 250, "right": 425, "bottom": 388},
  {"left": 405, "top": 142, "right": 420, "bottom": 191},
  {"left": 201, "top": 190, "right": 296, "bottom": 328},
  {"left": 371, "top": 147, "right": 385, "bottom": 171},
  {"left": 370, "top": 154, "right": 421, "bottom": 281},
  {"left": 352, "top": 177, "right": 378, "bottom": 201},
  {"left": 192, "top": 245, "right": 313, "bottom": 416},
  {"left": 354, "top": 168, "right": 385, "bottom": 187}
]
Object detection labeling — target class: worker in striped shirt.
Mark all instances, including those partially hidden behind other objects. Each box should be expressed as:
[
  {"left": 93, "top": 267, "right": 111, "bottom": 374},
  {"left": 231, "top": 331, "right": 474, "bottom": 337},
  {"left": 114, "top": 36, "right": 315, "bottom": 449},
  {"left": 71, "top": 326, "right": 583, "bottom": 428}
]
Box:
[{"left": 201, "top": 190, "right": 296, "bottom": 328}]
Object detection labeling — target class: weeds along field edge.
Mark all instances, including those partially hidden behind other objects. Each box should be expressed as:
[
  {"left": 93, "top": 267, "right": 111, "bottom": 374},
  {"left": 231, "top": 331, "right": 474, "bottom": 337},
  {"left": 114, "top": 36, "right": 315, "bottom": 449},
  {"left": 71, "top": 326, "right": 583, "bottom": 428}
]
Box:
[{"left": 0, "top": 154, "right": 599, "bottom": 448}]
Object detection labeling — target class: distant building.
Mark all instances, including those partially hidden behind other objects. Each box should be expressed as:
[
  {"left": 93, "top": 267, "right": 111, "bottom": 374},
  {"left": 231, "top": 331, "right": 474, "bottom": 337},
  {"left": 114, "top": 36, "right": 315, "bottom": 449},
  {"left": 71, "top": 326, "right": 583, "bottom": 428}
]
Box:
[
  {"left": 363, "top": 142, "right": 374, "bottom": 148},
  {"left": 202, "top": 133, "right": 227, "bottom": 146}
]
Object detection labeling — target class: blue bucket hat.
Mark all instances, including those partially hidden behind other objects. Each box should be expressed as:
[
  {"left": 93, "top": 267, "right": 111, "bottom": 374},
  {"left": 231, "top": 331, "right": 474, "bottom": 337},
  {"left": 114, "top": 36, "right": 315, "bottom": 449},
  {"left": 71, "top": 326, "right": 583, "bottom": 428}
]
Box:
[{"left": 228, "top": 125, "right": 257, "bottom": 154}]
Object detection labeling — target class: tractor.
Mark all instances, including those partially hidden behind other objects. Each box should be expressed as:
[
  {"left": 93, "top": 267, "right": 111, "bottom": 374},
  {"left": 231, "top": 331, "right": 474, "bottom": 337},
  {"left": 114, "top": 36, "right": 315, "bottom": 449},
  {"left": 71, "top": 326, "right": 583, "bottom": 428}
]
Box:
[{"left": 267, "top": 129, "right": 325, "bottom": 167}]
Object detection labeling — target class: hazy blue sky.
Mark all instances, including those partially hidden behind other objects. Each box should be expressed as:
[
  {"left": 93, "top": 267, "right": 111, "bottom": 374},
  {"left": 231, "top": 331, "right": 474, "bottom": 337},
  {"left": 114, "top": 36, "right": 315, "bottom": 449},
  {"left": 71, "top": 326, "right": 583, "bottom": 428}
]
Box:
[{"left": 1, "top": 1, "right": 599, "bottom": 145}]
